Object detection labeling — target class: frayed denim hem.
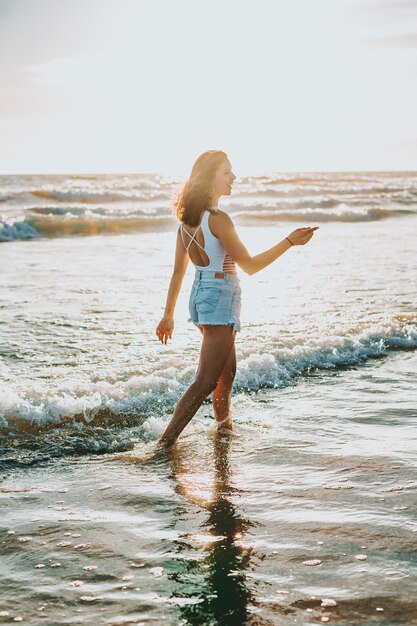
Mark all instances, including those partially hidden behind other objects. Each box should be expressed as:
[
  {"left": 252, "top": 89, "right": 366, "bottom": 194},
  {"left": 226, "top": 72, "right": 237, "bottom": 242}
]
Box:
[{"left": 187, "top": 317, "right": 240, "bottom": 334}]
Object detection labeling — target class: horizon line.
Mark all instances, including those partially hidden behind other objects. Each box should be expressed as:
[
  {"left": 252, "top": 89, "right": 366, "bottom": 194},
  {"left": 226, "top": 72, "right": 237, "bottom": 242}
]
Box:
[{"left": 1, "top": 168, "right": 417, "bottom": 177}]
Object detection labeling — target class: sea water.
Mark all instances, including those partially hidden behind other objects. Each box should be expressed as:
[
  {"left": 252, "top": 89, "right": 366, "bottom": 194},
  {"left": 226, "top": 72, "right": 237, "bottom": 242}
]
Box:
[{"left": 1, "top": 172, "right": 416, "bottom": 625}]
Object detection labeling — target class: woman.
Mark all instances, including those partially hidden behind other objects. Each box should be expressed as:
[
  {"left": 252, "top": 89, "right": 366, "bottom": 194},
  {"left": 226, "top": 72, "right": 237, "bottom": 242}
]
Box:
[{"left": 156, "top": 150, "right": 318, "bottom": 446}]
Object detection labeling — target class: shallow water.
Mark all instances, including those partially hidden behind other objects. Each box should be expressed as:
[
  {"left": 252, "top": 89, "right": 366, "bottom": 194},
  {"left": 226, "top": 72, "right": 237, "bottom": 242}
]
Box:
[
  {"left": 1, "top": 172, "right": 417, "bottom": 624},
  {"left": 1, "top": 353, "right": 417, "bottom": 624}
]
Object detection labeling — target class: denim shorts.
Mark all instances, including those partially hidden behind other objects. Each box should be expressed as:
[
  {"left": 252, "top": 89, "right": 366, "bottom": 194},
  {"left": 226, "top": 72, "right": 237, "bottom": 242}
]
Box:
[{"left": 188, "top": 270, "right": 242, "bottom": 333}]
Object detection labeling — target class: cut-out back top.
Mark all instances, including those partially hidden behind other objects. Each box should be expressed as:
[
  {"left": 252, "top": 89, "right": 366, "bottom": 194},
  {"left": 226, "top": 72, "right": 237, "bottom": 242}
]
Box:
[{"left": 179, "top": 209, "right": 236, "bottom": 274}]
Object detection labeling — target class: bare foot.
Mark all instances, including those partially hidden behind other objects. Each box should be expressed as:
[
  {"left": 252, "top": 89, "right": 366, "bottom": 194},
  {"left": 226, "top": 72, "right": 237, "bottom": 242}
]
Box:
[
  {"left": 113, "top": 440, "right": 173, "bottom": 464},
  {"left": 215, "top": 417, "right": 234, "bottom": 432}
]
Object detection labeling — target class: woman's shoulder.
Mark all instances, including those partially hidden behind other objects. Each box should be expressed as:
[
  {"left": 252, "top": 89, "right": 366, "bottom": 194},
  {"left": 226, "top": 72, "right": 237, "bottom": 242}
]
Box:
[
  {"left": 209, "top": 208, "right": 234, "bottom": 225},
  {"left": 207, "top": 209, "right": 234, "bottom": 237},
  {"left": 209, "top": 208, "right": 231, "bottom": 220}
]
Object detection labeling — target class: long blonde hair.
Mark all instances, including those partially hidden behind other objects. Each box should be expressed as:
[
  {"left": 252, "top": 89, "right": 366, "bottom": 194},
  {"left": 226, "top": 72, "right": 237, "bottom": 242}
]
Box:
[{"left": 172, "top": 150, "right": 228, "bottom": 226}]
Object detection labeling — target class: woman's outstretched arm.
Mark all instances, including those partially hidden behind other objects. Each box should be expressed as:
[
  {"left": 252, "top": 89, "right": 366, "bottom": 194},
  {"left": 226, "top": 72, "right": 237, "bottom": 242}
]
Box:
[
  {"left": 211, "top": 211, "right": 318, "bottom": 275},
  {"left": 156, "top": 227, "right": 189, "bottom": 344}
]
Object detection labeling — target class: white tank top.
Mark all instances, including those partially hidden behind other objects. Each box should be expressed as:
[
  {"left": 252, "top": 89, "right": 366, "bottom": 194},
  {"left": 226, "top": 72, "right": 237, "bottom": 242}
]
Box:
[{"left": 179, "top": 209, "right": 236, "bottom": 274}]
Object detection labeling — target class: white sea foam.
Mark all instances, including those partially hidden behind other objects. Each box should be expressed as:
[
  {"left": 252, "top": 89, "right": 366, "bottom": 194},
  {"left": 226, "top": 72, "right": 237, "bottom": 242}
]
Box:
[{"left": 1, "top": 320, "right": 415, "bottom": 435}]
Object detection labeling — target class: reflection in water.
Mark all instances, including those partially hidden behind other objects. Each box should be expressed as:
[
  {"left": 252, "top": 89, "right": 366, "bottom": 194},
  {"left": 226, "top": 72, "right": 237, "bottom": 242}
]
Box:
[{"left": 167, "top": 434, "right": 255, "bottom": 625}]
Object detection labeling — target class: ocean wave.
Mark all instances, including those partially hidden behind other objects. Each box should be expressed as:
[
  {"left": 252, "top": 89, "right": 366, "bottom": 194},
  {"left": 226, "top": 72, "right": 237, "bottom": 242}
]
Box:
[
  {"left": 0, "top": 213, "right": 175, "bottom": 241},
  {"left": 30, "top": 189, "right": 166, "bottom": 203},
  {"left": 238, "top": 185, "right": 416, "bottom": 199},
  {"left": 3, "top": 184, "right": 416, "bottom": 206},
  {"left": 0, "top": 220, "right": 42, "bottom": 242},
  {"left": 1, "top": 319, "right": 416, "bottom": 436},
  {"left": 234, "top": 206, "right": 415, "bottom": 222},
  {"left": 2, "top": 202, "right": 415, "bottom": 242}
]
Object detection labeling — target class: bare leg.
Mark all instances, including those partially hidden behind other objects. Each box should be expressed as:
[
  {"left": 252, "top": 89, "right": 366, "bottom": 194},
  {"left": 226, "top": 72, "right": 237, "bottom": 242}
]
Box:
[
  {"left": 158, "top": 325, "right": 236, "bottom": 446},
  {"left": 212, "top": 339, "right": 236, "bottom": 430}
]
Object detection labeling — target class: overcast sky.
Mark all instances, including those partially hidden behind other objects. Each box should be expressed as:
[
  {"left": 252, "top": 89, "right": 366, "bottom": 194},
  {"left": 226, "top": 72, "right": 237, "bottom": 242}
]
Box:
[{"left": 0, "top": 0, "right": 416, "bottom": 176}]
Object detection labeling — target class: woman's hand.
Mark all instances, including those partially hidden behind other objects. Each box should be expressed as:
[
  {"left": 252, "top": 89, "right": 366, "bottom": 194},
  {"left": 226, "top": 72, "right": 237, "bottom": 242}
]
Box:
[
  {"left": 156, "top": 316, "right": 174, "bottom": 345},
  {"left": 286, "top": 226, "right": 319, "bottom": 246}
]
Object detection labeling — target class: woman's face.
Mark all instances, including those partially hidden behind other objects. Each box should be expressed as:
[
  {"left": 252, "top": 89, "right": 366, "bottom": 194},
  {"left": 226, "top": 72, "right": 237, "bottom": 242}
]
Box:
[{"left": 212, "top": 160, "right": 236, "bottom": 197}]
